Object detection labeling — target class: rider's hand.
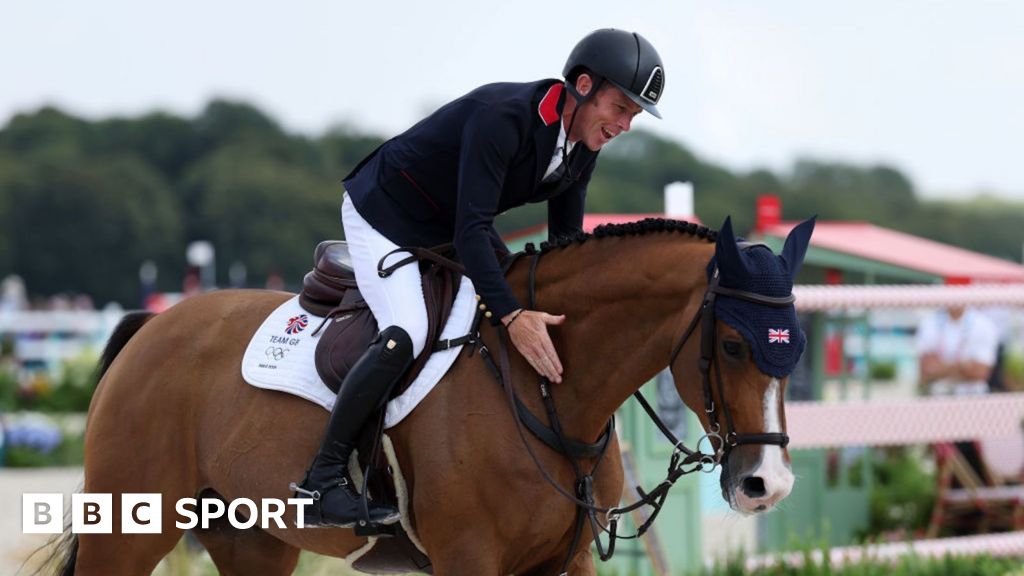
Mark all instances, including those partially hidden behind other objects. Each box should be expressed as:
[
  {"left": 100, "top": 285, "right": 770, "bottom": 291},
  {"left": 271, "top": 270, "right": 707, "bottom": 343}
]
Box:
[{"left": 502, "top": 308, "right": 565, "bottom": 383}]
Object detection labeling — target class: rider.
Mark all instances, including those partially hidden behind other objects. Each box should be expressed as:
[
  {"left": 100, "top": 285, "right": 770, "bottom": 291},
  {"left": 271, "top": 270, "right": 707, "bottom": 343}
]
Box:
[{"left": 295, "top": 28, "right": 665, "bottom": 528}]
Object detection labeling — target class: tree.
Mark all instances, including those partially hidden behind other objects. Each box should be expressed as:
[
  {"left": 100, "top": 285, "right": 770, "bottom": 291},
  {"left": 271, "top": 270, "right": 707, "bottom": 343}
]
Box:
[
  {"left": 183, "top": 144, "right": 340, "bottom": 289},
  {"left": 4, "top": 154, "right": 182, "bottom": 306},
  {"left": 0, "top": 107, "right": 91, "bottom": 159},
  {"left": 93, "top": 112, "right": 204, "bottom": 182}
]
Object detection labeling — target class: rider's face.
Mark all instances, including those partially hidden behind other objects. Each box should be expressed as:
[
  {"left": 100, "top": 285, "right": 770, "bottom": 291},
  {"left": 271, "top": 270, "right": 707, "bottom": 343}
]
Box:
[{"left": 568, "top": 77, "right": 642, "bottom": 151}]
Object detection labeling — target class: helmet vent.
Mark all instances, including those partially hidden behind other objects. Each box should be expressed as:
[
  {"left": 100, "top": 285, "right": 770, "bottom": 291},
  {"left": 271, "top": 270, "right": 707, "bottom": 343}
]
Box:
[{"left": 642, "top": 66, "right": 664, "bottom": 104}]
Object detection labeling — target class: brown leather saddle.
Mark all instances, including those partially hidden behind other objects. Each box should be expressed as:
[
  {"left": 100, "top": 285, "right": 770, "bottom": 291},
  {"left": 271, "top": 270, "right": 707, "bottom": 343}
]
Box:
[
  {"left": 297, "top": 240, "right": 481, "bottom": 573},
  {"left": 299, "top": 240, "right": 469, "bottom": 397}
]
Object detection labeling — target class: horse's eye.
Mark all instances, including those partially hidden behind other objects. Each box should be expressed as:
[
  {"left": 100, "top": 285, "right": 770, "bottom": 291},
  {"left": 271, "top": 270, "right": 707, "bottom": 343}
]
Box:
[{"left": 722, "top": 340, "right": 744, "bottom": 358}]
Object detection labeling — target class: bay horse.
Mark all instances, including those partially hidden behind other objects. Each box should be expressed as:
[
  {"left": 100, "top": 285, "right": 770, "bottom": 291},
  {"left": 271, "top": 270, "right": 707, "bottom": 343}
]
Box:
[{"left": 55, "top": 216, "right": 811, "bottom": 575}]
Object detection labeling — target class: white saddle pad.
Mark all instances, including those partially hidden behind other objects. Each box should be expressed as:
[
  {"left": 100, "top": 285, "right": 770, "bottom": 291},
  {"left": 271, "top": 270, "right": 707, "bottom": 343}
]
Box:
[{"left": 241, "top": 277, "right": 477, "bottom": 428}]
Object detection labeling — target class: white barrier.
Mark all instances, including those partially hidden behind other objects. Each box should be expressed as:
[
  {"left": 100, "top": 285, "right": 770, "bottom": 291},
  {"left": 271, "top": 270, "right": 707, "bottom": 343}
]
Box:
[
  {"left": 787, "top": 393, "right": 1024, "bottom": 449},
  {"left": 793, "top": 283, "right": 1024, "bottom": 311},
  {"left": 0, "top": 310, "right": 124, "bottom": 334}
]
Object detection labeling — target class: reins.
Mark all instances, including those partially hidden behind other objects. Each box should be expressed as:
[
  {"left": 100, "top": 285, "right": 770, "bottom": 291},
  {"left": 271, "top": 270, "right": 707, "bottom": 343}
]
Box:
[{"left": 476, "top": 245, "right": 793, "bottom": 573}]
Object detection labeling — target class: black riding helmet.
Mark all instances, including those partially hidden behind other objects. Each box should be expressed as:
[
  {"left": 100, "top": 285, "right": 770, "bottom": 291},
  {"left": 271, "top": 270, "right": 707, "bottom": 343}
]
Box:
[{"left": 563, "top": 28, "right": 665, "bottom": 118}]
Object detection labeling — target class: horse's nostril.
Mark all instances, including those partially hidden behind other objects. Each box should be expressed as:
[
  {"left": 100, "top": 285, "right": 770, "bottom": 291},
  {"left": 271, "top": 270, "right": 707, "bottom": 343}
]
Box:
[{"left": 741, "top": 476, "right": 767, "bottom": 498}]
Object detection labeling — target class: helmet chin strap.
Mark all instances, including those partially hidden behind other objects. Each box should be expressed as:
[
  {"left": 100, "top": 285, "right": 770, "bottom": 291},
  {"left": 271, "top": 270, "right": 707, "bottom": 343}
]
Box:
[{"left": 562, "top": 76, "right": 605, "bottom": 162}]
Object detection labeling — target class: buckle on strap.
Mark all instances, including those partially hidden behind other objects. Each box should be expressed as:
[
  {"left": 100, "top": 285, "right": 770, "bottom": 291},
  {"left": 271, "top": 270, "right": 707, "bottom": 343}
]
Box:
[{"left": 433, "top": 332, "right": 476, "bottom": 352}]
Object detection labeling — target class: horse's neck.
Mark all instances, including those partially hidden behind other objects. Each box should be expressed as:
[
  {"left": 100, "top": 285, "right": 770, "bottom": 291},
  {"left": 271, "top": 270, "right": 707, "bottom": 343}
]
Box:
[{"left": 527, "top": 234, "right": 713, "bottom": 442}]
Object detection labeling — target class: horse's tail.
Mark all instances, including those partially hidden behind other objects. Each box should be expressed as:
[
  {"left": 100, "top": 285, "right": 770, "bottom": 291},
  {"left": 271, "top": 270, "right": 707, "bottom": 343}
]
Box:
[
  {"left": 25, "top": 312, "right": 156, "bottom": 575},
  {"left": 97, "top": 310, "right": 156, "bottom": 380},
  {"left": 54, "top": 530, "right": 78, "bottom": 576},
  {"left": 22, "top": 496, "right": 79, "bottom": 576}
]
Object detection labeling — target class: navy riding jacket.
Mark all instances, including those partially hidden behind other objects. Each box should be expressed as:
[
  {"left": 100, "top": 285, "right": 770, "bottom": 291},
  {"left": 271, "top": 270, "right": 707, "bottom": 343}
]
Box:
[{"left": 343, "top": 79, "right": 599, "bottom": 320}]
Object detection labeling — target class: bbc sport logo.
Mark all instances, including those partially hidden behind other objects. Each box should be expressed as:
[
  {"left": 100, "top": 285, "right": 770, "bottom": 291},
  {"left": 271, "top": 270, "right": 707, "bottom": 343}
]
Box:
[{"left": 23, "top": 493, "right": 313, "bottom": 534}]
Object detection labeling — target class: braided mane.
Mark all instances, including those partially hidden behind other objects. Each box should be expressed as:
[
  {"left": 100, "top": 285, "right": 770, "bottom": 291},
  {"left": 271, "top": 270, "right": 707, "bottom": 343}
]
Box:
[{"left": 524, "top": 217, "right": 718, "bottom": 255}]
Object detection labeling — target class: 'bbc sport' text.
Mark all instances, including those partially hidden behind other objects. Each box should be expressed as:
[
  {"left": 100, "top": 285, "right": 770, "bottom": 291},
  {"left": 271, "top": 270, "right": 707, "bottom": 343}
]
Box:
[{"left": 23, "top": 493, "right": 314, "bottom": 534}]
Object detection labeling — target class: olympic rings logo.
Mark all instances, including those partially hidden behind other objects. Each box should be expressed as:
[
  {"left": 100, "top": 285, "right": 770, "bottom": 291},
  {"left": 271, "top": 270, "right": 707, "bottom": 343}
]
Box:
[{"left": 265, "top": 347, "right": 289, "bottom": 361}]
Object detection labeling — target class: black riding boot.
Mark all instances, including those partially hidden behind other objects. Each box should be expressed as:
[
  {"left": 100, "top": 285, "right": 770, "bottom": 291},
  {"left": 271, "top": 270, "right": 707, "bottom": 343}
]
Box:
[{"left": 293, "top": 325, "right": 414, "bottom": 528}]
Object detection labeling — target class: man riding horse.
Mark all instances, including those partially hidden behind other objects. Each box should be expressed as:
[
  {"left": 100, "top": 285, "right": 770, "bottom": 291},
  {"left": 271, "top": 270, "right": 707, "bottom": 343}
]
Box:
[{"left": 294, "top": 29, "right": 666, "bottom": 528}]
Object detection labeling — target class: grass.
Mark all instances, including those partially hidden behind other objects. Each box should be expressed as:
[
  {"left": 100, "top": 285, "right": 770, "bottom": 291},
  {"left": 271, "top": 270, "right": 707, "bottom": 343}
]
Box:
[
  {"left": 150, "top": 542, "right": 1024, "bottom": 576},
  {"left": 701, "top": 548, "right": 1024, "bottom": 576}
]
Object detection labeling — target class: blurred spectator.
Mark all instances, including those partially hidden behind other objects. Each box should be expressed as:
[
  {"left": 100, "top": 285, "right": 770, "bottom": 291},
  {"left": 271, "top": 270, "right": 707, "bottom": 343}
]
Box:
[
  {"left": 0, "top": 275, "right": 27, "bottom": 312},
  {"left": 917, "top": 305, "right": 999, "bottom": 396},
  {"left": 72, "top": 294, "right": 95, "bottom": 311},
  {"left": 265, "top": 272, "right": 284, "bottom": 292},
  {"left": 917, "top": 305, "right": 1001, "bottom": 492}
]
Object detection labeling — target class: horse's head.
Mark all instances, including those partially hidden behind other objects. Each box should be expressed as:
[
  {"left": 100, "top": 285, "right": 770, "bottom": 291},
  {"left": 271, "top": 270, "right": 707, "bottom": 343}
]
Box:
[{"left": 673, "top": 216, "right": 814, "bottom": 515}]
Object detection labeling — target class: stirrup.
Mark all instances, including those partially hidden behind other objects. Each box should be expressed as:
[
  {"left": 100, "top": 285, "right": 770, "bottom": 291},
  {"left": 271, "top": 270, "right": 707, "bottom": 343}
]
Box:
[{"left": 289, "top": 482, "right": 320, "bottom": 501}]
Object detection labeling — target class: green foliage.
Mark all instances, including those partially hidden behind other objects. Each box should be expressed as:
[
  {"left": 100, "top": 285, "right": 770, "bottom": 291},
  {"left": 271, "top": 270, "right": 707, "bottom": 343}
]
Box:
[
  {"left": 868, "top": 361, "right": 897, "bottom": 381},
  {"left": 1, "top": 100, "right": 1022, "bottom": 306},
  {"left": 1003, "top": 349, "right": 1024, "bottom": 392},
  {"left": 701, "top": 551, "right": 1023, "bottom": 575},
  {"left": 181, "top": 143, "right": 339, "bottom": 285},
  {"left": 852, "top": 448, "right": 936, "bottom": 537},
  {"left": 93, "top": 112, "right": 206, "bottom": 181},
  {"left": 0, "top": 368, "right": 17, "bottom": 411},
  {"left": 786, "top": 159, "right": 917, "bottom": 222},
  {"left": 0, "top": 353, "right": 98, "bottom": 413},
  {"left": 0, "top": 145, "right": 183, "bottom": 305},
  {"left": 31, "top": 354, "right": 99, "bottom": 413}
]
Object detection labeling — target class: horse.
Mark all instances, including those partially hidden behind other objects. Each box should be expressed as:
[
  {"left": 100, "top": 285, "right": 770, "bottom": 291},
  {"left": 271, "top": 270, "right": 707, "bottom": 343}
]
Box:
[{"left": 53, "top": 216, "right": 811, "bottom": 575}]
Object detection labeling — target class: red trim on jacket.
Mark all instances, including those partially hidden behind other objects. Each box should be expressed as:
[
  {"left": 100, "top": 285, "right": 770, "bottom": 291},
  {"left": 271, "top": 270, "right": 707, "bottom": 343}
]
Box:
[{"left": 537, "top": 83, "right": 563, "bottom": 127}]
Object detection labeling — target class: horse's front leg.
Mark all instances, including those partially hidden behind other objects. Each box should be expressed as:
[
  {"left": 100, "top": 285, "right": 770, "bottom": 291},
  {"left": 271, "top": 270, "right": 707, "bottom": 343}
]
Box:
[
  {"left": 567, "top": 549, "right": 598, "bottom": 575},
  {"left": 423, "top": 530, "right": 503, "bottom": 575}
]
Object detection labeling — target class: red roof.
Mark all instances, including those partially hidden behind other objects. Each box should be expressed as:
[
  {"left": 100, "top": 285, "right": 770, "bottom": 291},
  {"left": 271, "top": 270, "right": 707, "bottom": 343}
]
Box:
[
  {"left": 505, "top": 213, "right": 703, "bottom": 242},
  {"left": 763, "top": 221, "right": 1024, "bottom": 283}
]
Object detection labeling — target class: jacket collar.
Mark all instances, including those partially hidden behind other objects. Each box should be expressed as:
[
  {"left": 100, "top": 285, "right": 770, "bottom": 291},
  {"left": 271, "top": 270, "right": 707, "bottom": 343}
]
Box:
[
  {"left": 537, "top": 82, "right": 564, "bottom": 126},
  {"left": 534, "top": 80, "right": 568, "bottom": 184}
]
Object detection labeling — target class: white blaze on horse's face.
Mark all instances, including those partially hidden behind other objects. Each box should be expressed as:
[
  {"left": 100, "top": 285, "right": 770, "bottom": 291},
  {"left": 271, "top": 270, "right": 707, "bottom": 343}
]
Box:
[{"left": 730, "top": 377, "right": 794, "bottom": 514}]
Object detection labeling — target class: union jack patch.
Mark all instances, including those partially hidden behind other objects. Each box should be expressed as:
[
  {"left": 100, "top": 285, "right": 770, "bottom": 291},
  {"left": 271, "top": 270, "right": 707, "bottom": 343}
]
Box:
[
  {"left": 768, "top": 328, "right": 790, "bottom": 344},
  {"left": 285, "top": 314, "right": 309, "bottom": 335}
]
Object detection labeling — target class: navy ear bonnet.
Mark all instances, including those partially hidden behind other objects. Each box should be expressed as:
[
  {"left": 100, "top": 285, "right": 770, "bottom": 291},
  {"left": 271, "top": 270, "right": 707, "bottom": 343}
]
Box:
[{"left": 708, "top": 217, "right": 816, "bottom": 378}]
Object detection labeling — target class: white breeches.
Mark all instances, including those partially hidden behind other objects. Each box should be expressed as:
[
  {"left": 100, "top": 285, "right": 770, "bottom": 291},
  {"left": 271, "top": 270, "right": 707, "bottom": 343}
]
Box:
[{"left": 341, "top": 193, "right": 429, "bottom": 357}]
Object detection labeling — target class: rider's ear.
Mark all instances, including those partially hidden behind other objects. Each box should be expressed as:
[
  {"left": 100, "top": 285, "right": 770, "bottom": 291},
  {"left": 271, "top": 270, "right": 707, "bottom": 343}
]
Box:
[
  {"left": 575, "top": 74, "right": 593, "bottom": 98},
  {"left": 781, "top": 216, "right": 816, "bottom": 279},
  {"left": 714, "top": 216, "right": 752, "bottom": 281}
]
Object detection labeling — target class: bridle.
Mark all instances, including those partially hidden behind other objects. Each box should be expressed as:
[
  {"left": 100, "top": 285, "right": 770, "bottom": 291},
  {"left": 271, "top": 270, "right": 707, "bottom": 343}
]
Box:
[
  {"left": 478, "top": 246, "right": 794, "bottom": 574},
  {"left": 666, "top": 265, "right": 792, "bottom": 464}
]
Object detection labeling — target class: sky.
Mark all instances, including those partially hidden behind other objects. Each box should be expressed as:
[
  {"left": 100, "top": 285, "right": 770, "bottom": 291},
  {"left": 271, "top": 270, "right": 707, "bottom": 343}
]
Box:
[{"left": 3, "top": 0, "right": 1023, "bottom": 199}]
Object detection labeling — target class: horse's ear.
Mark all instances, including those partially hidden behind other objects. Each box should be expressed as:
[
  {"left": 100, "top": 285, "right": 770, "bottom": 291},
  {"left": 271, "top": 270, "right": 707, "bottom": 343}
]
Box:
[
  {"left": 715, "top": 216, "right": 751, "bottom": 280},
  {"left": 781, "top": 216, "right": 816, "bottom": 279}
]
